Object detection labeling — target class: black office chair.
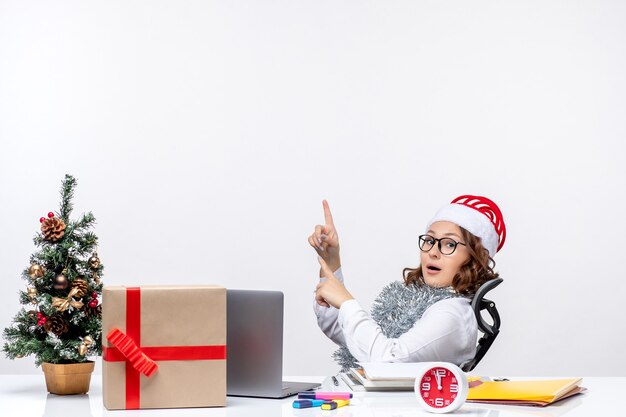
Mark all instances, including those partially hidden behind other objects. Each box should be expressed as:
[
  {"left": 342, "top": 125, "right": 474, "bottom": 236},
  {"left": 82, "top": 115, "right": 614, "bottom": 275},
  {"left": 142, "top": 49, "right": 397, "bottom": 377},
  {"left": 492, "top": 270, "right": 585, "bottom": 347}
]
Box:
[{"left": 461, "top": 277, "right": 503, "bottom": 372}]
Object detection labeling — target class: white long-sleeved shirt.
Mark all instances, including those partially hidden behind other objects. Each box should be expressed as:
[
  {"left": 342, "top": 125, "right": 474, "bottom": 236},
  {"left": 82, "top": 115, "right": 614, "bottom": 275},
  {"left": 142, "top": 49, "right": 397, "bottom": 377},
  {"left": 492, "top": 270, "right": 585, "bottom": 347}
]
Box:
[{"left": 314, "top": 267, "right": 478, "bottom": 367}]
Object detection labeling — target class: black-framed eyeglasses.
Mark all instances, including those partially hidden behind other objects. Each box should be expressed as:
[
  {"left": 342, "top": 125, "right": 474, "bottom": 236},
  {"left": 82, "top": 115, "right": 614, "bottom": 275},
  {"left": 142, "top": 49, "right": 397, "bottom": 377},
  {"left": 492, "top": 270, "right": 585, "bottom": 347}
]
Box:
[{"left": 418, "top": 234, "right": 466, "bottom": 255}]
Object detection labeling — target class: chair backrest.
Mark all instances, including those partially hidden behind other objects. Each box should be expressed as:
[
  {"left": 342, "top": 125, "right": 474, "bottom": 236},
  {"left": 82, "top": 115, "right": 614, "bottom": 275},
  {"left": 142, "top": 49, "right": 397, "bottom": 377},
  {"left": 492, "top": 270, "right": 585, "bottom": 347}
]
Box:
[{"left": 461, "top": 277, "right": 503, "bottom": 373}]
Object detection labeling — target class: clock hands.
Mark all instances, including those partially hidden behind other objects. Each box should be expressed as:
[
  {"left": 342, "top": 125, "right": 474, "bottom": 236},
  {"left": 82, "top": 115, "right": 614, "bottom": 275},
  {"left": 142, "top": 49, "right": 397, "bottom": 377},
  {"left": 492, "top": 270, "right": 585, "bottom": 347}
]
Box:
[{"left": 435, "top": 372, "right": 442, "bottom": 390}]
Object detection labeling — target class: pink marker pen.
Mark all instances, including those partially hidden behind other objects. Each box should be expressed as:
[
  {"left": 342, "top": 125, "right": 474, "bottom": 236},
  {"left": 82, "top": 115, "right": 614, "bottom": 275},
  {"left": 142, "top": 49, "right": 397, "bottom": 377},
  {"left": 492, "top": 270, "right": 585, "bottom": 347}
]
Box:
[{"left": 298, "top": 391, "right": 353, "bottom": 400}]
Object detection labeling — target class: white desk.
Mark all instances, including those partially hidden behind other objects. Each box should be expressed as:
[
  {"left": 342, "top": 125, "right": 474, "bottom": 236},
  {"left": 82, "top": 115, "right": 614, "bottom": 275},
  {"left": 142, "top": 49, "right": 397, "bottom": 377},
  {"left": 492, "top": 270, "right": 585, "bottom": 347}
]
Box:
[{"left": 0, "top": 375, "right": 621, "bottom": 417}]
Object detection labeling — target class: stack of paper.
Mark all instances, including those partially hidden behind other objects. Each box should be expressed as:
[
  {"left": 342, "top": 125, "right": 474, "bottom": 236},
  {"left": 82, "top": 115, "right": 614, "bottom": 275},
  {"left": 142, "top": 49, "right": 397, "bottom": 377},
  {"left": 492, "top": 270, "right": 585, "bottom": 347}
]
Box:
[
  {"left": 346, "top": 368, "right": 414, "bottom": 390},
  {"left": 359, "top": 362, "right": 425, "bottom": 381},
  {"left": 339, "top": 363, "right": 424, "bottom": 391},
  {"left": 466, "top": 378, "right": 586, "bottom": 407}
]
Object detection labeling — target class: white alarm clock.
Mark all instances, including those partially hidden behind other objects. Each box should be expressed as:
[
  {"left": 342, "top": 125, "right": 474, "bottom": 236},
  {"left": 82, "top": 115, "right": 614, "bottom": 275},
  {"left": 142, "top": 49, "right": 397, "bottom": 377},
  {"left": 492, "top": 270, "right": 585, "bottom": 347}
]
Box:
[{"left": 414, "top": 362, "right": 469, "bottom": 413}]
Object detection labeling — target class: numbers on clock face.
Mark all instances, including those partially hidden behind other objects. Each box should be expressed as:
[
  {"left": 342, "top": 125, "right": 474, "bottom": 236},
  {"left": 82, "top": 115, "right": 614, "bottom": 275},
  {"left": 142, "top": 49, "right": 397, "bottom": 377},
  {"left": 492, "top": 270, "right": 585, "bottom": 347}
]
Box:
[{"left": 419, "top": 367, "right": 459, "bottom": 408}]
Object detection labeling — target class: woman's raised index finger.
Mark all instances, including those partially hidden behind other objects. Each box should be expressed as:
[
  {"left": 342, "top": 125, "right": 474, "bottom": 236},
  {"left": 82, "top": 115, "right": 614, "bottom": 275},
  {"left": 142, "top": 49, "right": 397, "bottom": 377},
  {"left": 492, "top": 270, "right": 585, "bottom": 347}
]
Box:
[
  {"left": 322, "top": 199, "right": 334, "bottom": 226},
  {"left": 318, "top": 256, "right": 332, "bottom": 276}
]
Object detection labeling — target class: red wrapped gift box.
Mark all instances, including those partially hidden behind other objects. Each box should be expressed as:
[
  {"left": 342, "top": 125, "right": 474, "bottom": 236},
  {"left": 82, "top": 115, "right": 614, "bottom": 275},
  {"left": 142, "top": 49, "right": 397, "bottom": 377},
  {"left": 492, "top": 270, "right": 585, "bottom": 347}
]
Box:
[{"left": 102, "top": 285, "right": 226, "bottom": 409}]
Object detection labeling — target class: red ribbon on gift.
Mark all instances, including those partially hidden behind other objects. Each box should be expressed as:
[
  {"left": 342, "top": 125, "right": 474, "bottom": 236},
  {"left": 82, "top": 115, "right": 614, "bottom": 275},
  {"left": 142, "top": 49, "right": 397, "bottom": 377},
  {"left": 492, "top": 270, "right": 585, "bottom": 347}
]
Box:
[
  {"left": 102, "top": 287, "right": 227, "bottom": 409},
  {"left": 107, "top": 328, "right": 159, "bottom": 377}
]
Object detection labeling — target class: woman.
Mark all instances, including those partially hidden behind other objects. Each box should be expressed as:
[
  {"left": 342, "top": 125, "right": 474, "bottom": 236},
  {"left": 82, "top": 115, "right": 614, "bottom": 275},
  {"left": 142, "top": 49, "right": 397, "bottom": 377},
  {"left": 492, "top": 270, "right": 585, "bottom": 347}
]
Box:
[{"left": 309, "top": 195, "right": 505, "bottom": 369}]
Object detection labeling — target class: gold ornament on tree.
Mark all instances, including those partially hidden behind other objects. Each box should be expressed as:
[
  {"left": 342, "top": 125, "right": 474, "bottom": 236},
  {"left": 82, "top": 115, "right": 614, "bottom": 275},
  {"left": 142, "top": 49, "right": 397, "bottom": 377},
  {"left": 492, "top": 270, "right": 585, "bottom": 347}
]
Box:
[
  {"left": 40, "top": 215, "right": 66, "bottom": 242},
  {"left": 92, "top": 272, "right": 100, "bottom": 285},
  {"left": 27, "top": 287, "right": 38, "bottom": 304},
  {"left": 88, "top": 253, "right": 100, "bottom": 269},
  {"left": 28, "top": 263, "right": 45, "bottom": 279},
  {"left": 51, "top": 288, "right": 84, "bottom": 312},
  {"left": 53, "top": 273, "right": 68, "bottom": 290},
  {"left": 78, "top": 335, "right": 93, "bottom": 356},
  {"left": 78, "top": 344, "right": 88, "bottom": 356}
]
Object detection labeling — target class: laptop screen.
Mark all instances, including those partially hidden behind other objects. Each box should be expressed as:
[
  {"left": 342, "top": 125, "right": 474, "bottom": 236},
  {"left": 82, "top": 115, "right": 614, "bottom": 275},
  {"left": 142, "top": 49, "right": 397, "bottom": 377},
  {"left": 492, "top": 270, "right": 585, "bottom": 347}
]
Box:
[{"left": 226, "top": 289, "right": 284, "bottom": 397}]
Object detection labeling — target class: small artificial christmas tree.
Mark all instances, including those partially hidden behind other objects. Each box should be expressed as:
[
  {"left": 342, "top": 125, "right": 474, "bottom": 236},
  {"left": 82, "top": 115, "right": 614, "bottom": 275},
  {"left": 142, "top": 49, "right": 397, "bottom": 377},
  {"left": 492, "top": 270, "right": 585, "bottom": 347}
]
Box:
[{"left": 3, "top": 174, "right": 103, "bottom": 366}]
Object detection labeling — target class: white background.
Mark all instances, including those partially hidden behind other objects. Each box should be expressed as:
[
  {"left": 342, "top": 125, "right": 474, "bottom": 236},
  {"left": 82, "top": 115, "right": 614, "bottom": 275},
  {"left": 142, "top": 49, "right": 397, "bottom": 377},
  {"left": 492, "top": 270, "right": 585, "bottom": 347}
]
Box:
[{"left": 1, "top": 0, "right": 625, "bottom": 377}]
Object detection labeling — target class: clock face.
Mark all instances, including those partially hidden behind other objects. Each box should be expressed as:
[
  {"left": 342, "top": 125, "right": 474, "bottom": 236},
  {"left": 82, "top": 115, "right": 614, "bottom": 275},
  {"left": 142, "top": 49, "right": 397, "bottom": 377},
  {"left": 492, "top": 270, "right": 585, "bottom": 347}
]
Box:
[{"left": 418, "top": 366, "right": 461, "bottom": 409}]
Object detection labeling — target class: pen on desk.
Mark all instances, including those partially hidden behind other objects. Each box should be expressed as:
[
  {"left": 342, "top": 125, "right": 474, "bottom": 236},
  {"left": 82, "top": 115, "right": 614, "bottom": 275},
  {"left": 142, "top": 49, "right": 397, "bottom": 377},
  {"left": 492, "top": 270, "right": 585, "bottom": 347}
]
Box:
[
  {"left": 321, "top": 399, "right": 350, "bottom": 410},
  {"left": 332, "top": 375, "right": 339, "bottom": 386},
  {"left": 298, "top": 391, "right": 353, "bottom": 400}
]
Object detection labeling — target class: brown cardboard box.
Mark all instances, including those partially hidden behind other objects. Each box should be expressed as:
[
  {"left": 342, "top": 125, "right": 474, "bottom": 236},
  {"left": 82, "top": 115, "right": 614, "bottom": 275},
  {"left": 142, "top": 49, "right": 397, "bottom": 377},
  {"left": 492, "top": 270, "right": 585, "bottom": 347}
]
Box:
[{"left": 102, "top": 285, "right": 226, "bottom": 409}]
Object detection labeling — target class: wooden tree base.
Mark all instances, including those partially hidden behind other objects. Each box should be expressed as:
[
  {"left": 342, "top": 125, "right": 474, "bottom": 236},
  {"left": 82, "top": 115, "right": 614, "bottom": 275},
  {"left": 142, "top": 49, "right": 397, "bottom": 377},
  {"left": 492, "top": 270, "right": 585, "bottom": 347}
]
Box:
[{"left": 42, "top": 361, "right": 95, "bottom": 395}]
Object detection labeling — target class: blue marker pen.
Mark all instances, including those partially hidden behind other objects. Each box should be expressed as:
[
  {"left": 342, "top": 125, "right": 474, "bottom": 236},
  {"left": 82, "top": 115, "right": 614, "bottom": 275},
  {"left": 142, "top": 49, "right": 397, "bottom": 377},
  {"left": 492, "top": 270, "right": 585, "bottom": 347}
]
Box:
[{"left": 293, "top": 399, "right": 326, "bottom": 408}]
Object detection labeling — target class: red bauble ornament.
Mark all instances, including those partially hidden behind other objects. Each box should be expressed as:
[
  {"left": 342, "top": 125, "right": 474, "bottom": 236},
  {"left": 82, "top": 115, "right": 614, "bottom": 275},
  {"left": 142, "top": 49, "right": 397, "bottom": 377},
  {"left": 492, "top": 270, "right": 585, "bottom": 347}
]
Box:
[
  {"left": 36, "top": 312, "right": 43, "bottom": 319},
  {"left": 47, "top": 212, "right": 54, "bottom": 218},
  {"left": 91, "top": 292, "right": 98, "bottom": 299},
  {"left": 88, "top": 299, "right": 98, "bottom": 308},
  {"left": 39, "top": 217, "right": 45, "bottom": 223},
  {"left": 38, "top": 317, "right": 47, "bottom": 326}
]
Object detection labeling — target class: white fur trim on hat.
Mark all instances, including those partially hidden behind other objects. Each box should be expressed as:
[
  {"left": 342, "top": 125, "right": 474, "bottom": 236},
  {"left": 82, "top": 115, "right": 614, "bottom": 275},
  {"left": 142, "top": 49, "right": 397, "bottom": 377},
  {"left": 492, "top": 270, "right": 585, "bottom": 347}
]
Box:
[{"left": 427, "top": 204, "right": 499, "bottom": 257}]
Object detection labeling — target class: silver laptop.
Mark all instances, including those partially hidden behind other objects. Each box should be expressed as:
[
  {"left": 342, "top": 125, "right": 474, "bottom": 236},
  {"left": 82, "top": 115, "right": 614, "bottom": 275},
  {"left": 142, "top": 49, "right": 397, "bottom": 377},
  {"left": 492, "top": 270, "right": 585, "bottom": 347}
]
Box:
[{"left": 226, "top": 289, "right": 320, "bottom": 398}]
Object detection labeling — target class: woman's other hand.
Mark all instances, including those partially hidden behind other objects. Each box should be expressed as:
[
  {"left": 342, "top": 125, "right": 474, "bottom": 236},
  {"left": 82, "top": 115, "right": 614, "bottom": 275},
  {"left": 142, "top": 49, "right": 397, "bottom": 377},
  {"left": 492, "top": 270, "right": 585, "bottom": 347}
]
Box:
[
  {"left": 307, "top": 200, "right": 341, "bottom": 272},
  {"left": 316, "top": 257, "right": 354, "bottom": 309}
]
